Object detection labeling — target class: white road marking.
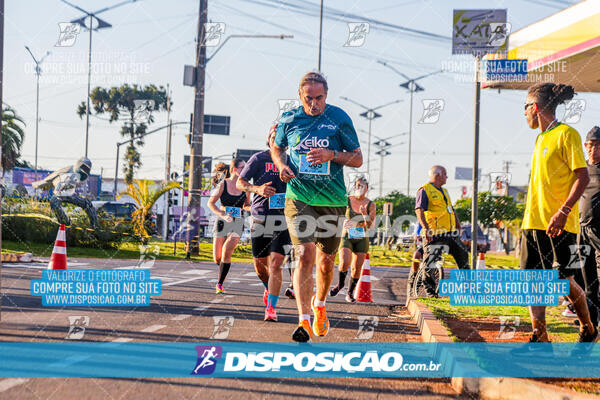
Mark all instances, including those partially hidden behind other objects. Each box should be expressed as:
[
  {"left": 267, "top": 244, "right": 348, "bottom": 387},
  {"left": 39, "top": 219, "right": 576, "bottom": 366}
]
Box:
[
  {"left": 243, "top": 272, "right": 256, "bottom": 277},
  {"left": 112, "top": 338, "right": 133, "bottom": 343},
  {"left": 152, "top": 276, "right": 178, "bottom": 282},
  {"left": 141, "top": 324, "right": 167, "bottom": 333},
  {"left": 182, "top": 269, "right": 211, "bottom": 275},
  {"left": 0, "top": 378, "right": 29, "bottom": 393},
  {"left": 194, "top": 306, "right": 209, "bottom": 311},
  {"left": 164, "top": 276, "right": 210, "bottom": 287},
  {"left": 171, "top": 314, "right": 191, "bottom": 321},
  {"left": 2, "top": 264, "right": 45, "bottom": 269},
  {"left": 210, "top": 298, "right": 224, "bottom": 304}
]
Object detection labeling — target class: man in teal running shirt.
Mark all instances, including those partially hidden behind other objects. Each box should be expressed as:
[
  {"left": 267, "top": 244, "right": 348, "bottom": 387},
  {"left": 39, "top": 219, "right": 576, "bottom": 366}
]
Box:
[{"left": 271, "top": 72, "right": 363, "bottom": 342}]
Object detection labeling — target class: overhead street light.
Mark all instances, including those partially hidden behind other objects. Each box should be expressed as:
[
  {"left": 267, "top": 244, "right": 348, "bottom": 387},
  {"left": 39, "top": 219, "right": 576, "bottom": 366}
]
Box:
[
  {"left": 24, "top": 46, "right": 50, "bottom": 182},
  {"left": 378, "top": 60, "right": 443, "bottom": 196},
  {"left": 340, "top": 96, "right": 402, "bottom": 177},
  {"left": 60, "top": 0, "right": 138, "bottom": 158}
]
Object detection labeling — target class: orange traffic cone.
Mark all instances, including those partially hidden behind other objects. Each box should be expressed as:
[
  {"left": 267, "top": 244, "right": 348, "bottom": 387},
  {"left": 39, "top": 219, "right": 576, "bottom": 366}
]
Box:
[
  {"left": 354, "top": 253, "right": 373, "bottom": 302},
  {"left": 476, "top": 252, "right": 486, "bottom": 270},
  {"left": 48, "top": 224, "right": 67, "bottom": 270}
]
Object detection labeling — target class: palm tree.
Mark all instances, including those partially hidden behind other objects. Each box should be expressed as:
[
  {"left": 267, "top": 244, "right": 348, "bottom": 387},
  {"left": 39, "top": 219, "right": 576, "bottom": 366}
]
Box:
[
  {"left": 119, "top": 179, "right": 180, "bottom": 243},
  {"left": 2, "top": 105, "right": 26, "bottom": 175}
]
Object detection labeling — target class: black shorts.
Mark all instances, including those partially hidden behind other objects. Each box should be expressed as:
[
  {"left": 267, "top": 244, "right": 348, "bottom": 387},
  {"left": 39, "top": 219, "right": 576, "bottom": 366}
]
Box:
[
  {"left": 519, "top": 229, "right": 578, "bottom": 278},
  {"left": 250, "top": 216, "right": 292, "bottom": 258}
]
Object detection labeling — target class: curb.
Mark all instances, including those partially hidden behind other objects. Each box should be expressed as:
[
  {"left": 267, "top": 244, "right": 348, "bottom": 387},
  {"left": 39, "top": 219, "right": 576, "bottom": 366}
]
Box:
[
  {"left": 407, "top": 299, "right": 452, "bottom": 343},
  {"left": 407, "top": 299, "right": 598, "bottom": 400},
  {"left": 1, "top": 252, "right": 32, "bottom": 263}
]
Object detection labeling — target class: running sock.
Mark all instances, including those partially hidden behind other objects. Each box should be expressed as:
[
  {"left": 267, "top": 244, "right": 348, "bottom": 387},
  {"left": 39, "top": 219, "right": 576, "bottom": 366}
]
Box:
[
  {"left": 338, "top": 270, "right": 348, "bottom": 289},
  {"left": 314, "top": 298, "right": 326, "bottom": 307},
  {"left": 349, "top": 278, "right": 359, "bottom": 296},
  {"left": 262, "top": 281, "right": 269, "bottom": 290},
  {"left": 267, "top": 294, "right": 279, "bottom": 308},
  {"left": 300, "top": 314, "right": 311, "bottom": 323},
  {"left": 218, "top": 262, "right": 231, "bottom": 285}
]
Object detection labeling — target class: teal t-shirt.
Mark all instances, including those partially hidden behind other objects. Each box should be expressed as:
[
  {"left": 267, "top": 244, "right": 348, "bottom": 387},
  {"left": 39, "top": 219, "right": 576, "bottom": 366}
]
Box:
[{"left": 274, "top": 104, "right": 360, "bottom": 207}]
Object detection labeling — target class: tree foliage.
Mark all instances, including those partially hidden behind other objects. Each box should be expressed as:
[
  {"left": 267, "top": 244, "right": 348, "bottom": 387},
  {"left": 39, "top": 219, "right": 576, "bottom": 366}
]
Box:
[
  {"left": 454, "top": 191, "right": 523, "bottom": 227},
  {"left": 118, "top": 179, "right": 180, "bottom": 242},
  {"left": 77, "top": 84, "right": 169, "bottom": 183},
  {"left": 373, "top": 190, "right": 415, "bottom": 220},
  {"left": 2, "top": 104, "right": 26, "bottom": 173}
]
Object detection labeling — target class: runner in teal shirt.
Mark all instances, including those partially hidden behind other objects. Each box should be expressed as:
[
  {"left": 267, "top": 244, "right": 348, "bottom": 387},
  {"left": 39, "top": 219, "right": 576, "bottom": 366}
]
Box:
[{"left": 275, "top": 104, "right": 360, "bottom": 207}]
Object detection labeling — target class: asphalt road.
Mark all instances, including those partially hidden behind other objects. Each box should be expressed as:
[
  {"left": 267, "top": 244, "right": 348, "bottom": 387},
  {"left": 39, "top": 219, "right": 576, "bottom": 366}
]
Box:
[{"left": 0, "top": 257, "right": 468, "bottom": 399}]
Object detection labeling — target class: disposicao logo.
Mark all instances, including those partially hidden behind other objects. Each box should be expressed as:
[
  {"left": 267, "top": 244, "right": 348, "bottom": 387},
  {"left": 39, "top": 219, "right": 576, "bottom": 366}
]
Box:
[
  {"left": 224, "top": 351, "right": 407, "bottom": 373},
  {"left": 191, "top": 345, "right": 222, "bottom": 375}
]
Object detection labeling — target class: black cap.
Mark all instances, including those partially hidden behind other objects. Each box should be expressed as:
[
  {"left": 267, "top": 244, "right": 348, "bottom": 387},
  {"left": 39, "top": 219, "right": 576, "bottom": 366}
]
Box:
[{"left": 586, "top": 126, "right": 600, "bottom": 142}]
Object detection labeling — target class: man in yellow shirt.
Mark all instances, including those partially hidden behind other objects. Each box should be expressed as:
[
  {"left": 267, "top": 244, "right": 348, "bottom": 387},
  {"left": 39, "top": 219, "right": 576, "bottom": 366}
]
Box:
[
  {"left": 413, "top": 165, "right": 469, "bottom": 297},
  {"left": 521, "top": 82, "right": 597, "bottom": 343}
]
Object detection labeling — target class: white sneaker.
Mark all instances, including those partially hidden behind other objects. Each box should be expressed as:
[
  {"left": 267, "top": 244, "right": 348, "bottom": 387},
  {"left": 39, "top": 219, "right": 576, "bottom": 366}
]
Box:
[{"left": 562, "top": 308, "right": 577, "bottom": 318}]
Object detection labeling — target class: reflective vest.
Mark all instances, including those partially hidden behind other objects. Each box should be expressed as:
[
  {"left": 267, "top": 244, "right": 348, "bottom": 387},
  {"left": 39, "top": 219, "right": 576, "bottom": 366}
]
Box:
[{"left": 421, "top": 182, "right": 456, "bottom": 235}]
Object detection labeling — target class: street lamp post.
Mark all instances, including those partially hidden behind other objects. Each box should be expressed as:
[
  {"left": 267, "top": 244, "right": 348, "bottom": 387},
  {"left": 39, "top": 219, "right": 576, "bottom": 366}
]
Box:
[
  {"left": 24, "top": 46, "right": 50, "bottom": 182},
  {"left": 60, "top": 0, "right": 137, "bottom": 157},
  {"left": 377, "top": 61, "right": 442, "bottom": 196},
  {"left": 340, "top": 97, "right": 402, "bottom": 177}
]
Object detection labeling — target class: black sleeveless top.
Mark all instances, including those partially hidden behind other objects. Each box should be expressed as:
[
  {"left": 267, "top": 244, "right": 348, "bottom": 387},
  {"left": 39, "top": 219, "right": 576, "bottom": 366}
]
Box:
[{"left": 220, "top": 180, "right": 246, "bottom": 208}]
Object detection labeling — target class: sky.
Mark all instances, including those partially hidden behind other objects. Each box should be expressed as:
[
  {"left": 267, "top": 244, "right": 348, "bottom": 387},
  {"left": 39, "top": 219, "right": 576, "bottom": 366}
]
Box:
[{"left": 5, "top": 0, "right": 600, "bottom": 200}]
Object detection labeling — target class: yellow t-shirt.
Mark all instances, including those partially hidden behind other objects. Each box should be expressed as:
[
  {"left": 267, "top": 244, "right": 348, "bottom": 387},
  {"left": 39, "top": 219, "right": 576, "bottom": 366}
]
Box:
[{"left": 522, "top": 123, "right": 586, "bottom": 234}]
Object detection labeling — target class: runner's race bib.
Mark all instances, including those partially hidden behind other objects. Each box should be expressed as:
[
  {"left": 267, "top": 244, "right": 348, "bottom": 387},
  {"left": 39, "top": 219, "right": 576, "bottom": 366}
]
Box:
[
  {"left": 348, "top": 227, "right": 365, "bottom": 239},
  {"left": 299, "top": 154, "right": 330, "bottom": 176},
  {"left": 225, "top": 206, "right": 241, "bottom": 218},
  {"left": 269, "top": 193, "right": 285, "bottom": 209}
]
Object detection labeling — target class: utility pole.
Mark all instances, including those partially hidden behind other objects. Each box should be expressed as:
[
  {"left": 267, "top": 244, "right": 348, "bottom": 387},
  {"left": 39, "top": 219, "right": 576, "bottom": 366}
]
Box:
[
  {"left": 0, "top": 0, "right": 4, "bottom": 322},
  {"left": 162, "top": 84, "right": 172, "bottom": 240},
  {"left": 317, "top": 0, "right": 324, "bottom": 71},
  {"left": 187, "top": 0, "right": 208, "bottom": 256}
]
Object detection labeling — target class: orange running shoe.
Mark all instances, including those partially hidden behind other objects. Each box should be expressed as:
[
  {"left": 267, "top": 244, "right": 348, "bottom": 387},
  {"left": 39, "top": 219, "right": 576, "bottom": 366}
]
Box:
[{"left": 311, "top": 295, "right": 329, "bottom": 337}]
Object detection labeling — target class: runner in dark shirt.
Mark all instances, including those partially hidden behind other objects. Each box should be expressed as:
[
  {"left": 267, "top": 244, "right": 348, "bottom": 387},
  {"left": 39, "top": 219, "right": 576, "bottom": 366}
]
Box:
[{"left": 238, "top": 126, "right": 293, "bottom": 322}]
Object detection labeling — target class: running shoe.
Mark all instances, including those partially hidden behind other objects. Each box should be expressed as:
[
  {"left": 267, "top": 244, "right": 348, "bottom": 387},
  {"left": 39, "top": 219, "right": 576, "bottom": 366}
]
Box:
[
  {"left": 562, "top": 304, "right": 577, "bottom": 318},
  {"left": 345, "top": 292, "right": 356, "bottom": 303},
  {"left": 578, "top": 326, "right": 599, "bottom": 343},
  {"left": 311, "top": 295, "right": 329, "bottom": 337},
  {"left": 264, "top": 306, "right": 278, "bottom": 322},
  {"left": 292, "top": 320, "right": 313, "bottom": 342},
  {"left": 329, "top": 285, "right": 341, "bottom": 297},
  {"left": 263, "top": 288, "right": 269, "bottom": 307},
  {"left": 284, "top": 286, "right": 295, "bottom": 300},
  {"left": 215, "top": 284, "right": 225, "bottom": 294}
]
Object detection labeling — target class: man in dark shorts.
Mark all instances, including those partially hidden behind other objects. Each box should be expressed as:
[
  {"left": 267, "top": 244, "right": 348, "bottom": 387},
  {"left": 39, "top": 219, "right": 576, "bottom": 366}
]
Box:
[
  {"left": 520, "top": 82, "right": 596, "bottom": 343},
  {"left": 237, "top": 127, "right": 292, "bottom": 322},
  {"left": 413, "top": 165, "right": 468, "bottom": 298},
  {"left": 575, "top": 126, "right": 600, "bottom": 329},
  {"left": 271, "top": 72, "right": 363, "bottom": 342}
]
